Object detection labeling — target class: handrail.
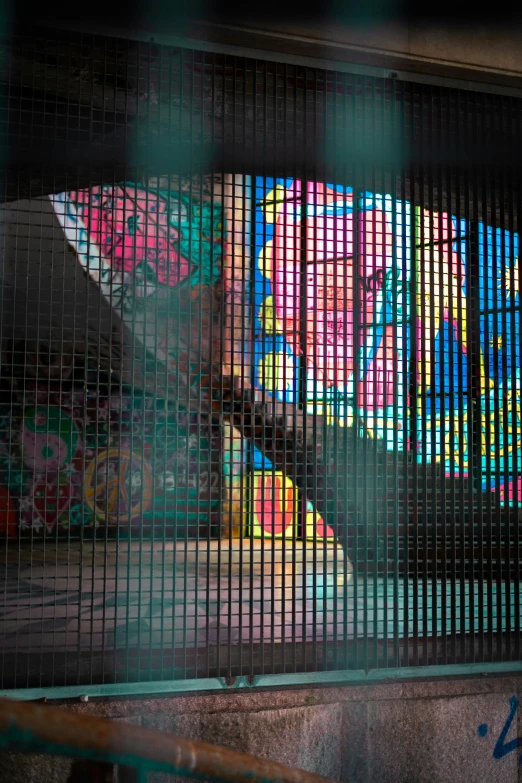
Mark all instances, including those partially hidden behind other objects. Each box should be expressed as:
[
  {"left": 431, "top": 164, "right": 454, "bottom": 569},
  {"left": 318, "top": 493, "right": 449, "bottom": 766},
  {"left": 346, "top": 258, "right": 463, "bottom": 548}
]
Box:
[{"left": 0, "top": 698, "right": 338, "bottom": 783}]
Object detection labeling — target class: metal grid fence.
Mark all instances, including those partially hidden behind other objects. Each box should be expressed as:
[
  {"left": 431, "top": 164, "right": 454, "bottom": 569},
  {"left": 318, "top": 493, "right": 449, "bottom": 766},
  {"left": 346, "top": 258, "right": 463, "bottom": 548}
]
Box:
[{"left": 0, "top": 25, "right": 520, "bottom": 689}]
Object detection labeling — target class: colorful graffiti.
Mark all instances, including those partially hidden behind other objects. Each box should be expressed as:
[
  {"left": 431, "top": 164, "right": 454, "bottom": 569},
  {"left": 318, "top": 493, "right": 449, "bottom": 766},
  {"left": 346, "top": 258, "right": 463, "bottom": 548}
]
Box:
[
  {"left": 71, "top": 184, "right": 191, "bottom": 291},
  {"left": 254, "top": 180, "right": 407, "bottom": 439},
  {"left": 249, "top": 470, "right": 334, "bottom": 540},
  {"left": 53, "top": 184, "right": 224, "bottom": 304},
  {"left": 221, "top": 422, "right": 247, "bottom": 538},
  {"left": 50, "top": 183, "right": 225, "bottom": 412},
  {"left": 254, "top": 178, "right": 521, "bottom": 500},
  {"left": 0, "top": 182, "right": 227, "bottom": 537},
  {"left": 0, "top": 382, "right": 220, "bottom": 535},
  {"left": 270, "top": 183, "right": 395, "bottom": 406},
  {"left": 21, "top": 406, "right": 79, "bottom": 473},
  {"left": 84, "top": 449, "right": 154, "bottom": 524}
]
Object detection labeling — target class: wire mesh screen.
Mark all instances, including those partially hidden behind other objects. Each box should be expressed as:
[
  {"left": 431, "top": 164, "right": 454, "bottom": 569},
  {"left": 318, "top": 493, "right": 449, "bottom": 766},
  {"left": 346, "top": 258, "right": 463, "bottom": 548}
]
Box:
[{"left": 0, "top": 27, "right": 520, "bottom": 689}]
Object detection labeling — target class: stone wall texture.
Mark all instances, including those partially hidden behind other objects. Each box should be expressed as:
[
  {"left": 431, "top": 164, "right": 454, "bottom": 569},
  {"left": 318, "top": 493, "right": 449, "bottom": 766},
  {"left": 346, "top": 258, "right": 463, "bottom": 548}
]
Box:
[{"left": 2, "top": 673, "right": 522, "bottom": 782}]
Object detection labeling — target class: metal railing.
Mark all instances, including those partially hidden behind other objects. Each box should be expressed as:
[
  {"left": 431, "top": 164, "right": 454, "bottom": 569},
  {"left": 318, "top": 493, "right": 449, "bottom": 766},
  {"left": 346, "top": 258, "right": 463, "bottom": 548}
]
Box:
[{"left": 0, "top": 698, "right": 336, "bottom": 783}]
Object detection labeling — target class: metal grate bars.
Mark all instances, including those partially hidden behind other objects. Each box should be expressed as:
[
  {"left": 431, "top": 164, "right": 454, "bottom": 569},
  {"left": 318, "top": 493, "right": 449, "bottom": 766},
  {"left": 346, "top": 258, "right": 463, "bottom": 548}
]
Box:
[{"left": 0, "top": 27, "right": 519, "bottom": 690}]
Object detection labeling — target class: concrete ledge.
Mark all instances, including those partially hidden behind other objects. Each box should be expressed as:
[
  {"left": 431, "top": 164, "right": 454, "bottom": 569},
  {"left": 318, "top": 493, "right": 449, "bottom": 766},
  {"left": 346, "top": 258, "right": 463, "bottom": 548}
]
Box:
[{"left": 2, "top": 672, "right": 522, "bottom": 782}]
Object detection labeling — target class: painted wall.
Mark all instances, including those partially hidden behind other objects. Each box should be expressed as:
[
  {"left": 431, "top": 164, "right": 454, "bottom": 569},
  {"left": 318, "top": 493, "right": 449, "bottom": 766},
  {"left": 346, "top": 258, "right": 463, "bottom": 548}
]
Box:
[
  {"left": 0, "top": 385, "right": 220, "bottom": 536},
  {"left": 254, "top": 178, "right": 521, "bottom": 504},
  {"left": 4, "top": 171, "right": 518, "bottom": 539},
  {"left": 0, "top": 182, "right": 227, "bottom": 537},
  {"left": 51, "top": 181, "right": 226, "bottom": 405}
]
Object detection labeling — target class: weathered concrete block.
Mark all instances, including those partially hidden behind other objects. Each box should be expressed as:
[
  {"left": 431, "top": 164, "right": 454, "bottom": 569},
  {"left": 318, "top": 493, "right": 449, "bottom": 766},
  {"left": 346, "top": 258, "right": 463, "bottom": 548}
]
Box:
[
  {"left": 244, "top": 703, "right": 343, "bottom": 779},
  {"left": 144, "top": 703, "right": 343, "bottom": 782},
  {"left": 143, "top": 709, "right": 247, "bottom": 752},
  {"left": 349, "top": 693, "right": 521, "bottom": 783},
  {"left": 0, "top": 751, "right": 73, "bottom": 783},
  {"left": 342, "top": 701, "right": 369, "bottom": 783},
  {"left": 2, "top": 676, "right": 521, "bottom": 783},
  {"left": 144, "top": 710, "right": 248, "bottom": 783}
]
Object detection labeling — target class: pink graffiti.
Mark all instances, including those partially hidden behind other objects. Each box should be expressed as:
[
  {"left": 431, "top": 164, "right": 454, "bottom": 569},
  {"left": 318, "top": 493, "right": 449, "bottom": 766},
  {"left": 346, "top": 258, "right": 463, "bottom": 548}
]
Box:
[
  {"left": 272, "top": 182, "right": 394, "bottom": 407},
  {"left": 32, "top": 478, "right": 72, "bottom": 532},
  {"left": 22, "top": 431, "right": 69, "bottom": 472},
  {"left": 497, "top": 477, "right": 522, "bottom": 503},
  {"left": 71, "top": 185, "right": 192, "bottom": 288}
]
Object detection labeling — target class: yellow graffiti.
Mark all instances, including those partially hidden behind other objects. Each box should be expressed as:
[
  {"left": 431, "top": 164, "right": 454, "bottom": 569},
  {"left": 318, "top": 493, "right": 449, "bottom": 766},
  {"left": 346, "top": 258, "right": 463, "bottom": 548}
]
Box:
[
  {"left": 249, "top": 469, "right": 335, "bottom": 541},
  {"left": 257, "top": 237, "right": 273, "bottom": 280},
  {"left": 307, "top": 401, "right": 394, "bottom": 436},
  {"left": 260, "top": 184, "right": 287, "bottom": 224},
  {"left": 502, "top": 256, "right": 520, "bottom": 299},
  {"left": 415, "top": 210, "right": 492, "bottom": 410},
  {"left": 258, "top": 295, "right": 283, "bottom": 334},
  {"left": 306, "top": 400, "right": 342, "bottom": 427},
  {"left": 258, "top": 351, "right": 294, "bottom": 394},
  {"left": 480, "top": 397, "right": 522, "bottom": 462},
  {"left": 84, "top": 449, "right": 153, "bottom": 523},
  {"left": 326, "top": 403, "right": 352, "bottom": 429}
]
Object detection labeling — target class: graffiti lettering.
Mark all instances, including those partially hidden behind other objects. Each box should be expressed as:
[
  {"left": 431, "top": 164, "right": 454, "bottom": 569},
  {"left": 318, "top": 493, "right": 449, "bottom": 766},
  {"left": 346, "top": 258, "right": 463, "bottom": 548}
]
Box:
[
  {"left": 198, "top": 471, "right": 220, "bottom": 490},
  {"left": 477, "top": 696, "right": 522, "bottom": 765}
]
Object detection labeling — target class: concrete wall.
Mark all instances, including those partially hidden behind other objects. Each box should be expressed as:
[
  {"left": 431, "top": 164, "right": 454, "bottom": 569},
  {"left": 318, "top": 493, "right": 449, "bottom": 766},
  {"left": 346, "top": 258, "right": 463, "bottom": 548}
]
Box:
[
  {"left": 2, "top": 673, "right": 522, "bottom": 782},
  {"left": 28, "top": 12, "right": 522, "bottom": 92},
  {"left": 185, "top": 19, "right": 522, "bottom": 91}
]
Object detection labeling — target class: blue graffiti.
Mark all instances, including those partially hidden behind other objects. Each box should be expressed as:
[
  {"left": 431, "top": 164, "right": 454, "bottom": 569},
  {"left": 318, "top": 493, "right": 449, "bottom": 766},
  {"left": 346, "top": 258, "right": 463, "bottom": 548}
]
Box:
[{"left": 477, "top": 696, "right": 522, "bottom": 764}]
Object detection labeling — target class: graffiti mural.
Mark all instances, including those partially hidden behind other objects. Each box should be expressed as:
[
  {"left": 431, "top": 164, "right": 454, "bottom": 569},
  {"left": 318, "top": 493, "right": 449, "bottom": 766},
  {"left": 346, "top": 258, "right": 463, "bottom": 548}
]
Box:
[
  {"left": 254, "top": 178, "right": 521, "bottom": 501},
  {"left": 52, "top": 183, "right": 223, "bottom": 305},
  {"left": 249, "top": 470, "right": 334, "bottom": 540},
  {"left": 9, "top": 180, "right": 228, "bottom": 537},
  {"left": 0, "top": 381, "right": 220, "bottom": 535},
  {"left": 83, "top": 449, "right": 154, "bottom": 524},
  {"left": 71, "top": 184, "right": 191, "bottom": 292},
  {"left": 221, "top": 422, "right": 247, "bottom": 538},
  {"left": 254, "top": 181, "right": 407, "bottom": 442},
  {"left": 50, "top": 181, "right": 225, "bottom": 414}
]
